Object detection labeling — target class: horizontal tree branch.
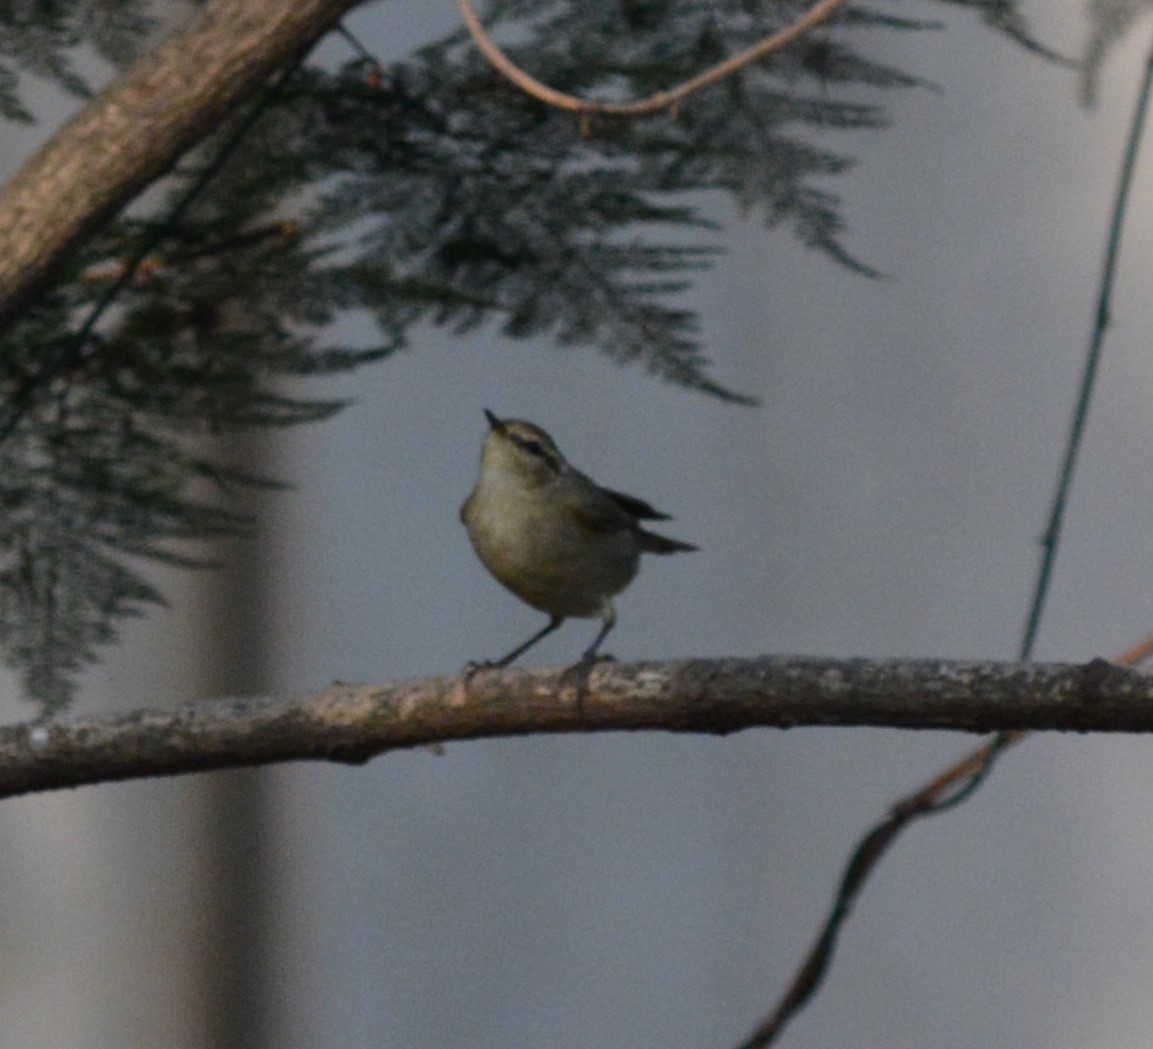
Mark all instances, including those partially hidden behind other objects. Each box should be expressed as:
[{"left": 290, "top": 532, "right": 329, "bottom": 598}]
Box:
[
  {"left": 0, "top": 655, "right": 1145, "bottom": 799},
  {"left": 0, "top": 0, "right": 361, "bottom": 331}
]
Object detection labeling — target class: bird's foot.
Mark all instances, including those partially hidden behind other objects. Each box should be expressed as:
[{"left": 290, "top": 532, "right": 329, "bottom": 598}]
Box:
[{"left": 461, "top": 658, "right": 506, "bottom": 681}]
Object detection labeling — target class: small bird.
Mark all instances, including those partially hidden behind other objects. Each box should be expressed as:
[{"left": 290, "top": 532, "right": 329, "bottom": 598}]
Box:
[{"left": 461, "top": 410, "right": 697, "bottom": 668}]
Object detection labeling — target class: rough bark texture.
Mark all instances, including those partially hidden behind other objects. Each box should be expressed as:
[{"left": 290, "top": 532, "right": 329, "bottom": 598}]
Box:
[
  {"left": 0, "top": 655, "right": 1145, "bottom": 799},
  {"left": 0, "top": 0, "right": 361, "bottom": 332}
]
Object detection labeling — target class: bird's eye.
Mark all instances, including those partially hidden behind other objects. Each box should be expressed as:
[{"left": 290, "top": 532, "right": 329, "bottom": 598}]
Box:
[{"left": 521, "top": 439, "right": 545, "bottom": 457}]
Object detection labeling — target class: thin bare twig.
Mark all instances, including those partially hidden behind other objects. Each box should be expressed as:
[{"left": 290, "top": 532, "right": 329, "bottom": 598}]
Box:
[
  {"left": 734, "top": 635, "right": 1153, "bottom": 1049},
  {"left": 734, "top": 35, "right": 1153, "bottom": 1043},
  {"left": 1018, "top": 35, "right": 1153, "bottom": 660},
  {"left": 457, "top": 0, "right": 848, "bottom": 119}
]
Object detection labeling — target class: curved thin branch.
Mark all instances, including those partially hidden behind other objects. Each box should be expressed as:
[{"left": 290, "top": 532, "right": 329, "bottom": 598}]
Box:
[
  {"left": 733, "top": 633, "right": 1153, "bottom": 1048},
  {"left": 457, "top": 0, "right": 849, "bottom": 119},
  {"left": 733, "top": 731, "right": 1024, "bottom": 1049},
  {"left": 0, "top": 655, "right": 1149, "bottom": 800}
]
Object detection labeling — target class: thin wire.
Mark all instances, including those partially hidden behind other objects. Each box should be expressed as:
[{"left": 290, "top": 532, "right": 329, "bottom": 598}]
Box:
[{"left": 1018, "top": 36, "right": 1153, "bottom": 663}]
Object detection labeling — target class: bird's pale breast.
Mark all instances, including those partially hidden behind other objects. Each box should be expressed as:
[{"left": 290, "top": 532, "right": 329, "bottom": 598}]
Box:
[{"left": 462, "top": 472, "right": 639, "bottom": 617}]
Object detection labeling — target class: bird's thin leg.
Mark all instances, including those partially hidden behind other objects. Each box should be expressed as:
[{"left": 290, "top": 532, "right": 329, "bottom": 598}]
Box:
[
  {"left": 581, "top": 606, "right": 616, "bottom": 663},
  {"left": 491, "top": 615, "right": 564, "bottom": 668}
]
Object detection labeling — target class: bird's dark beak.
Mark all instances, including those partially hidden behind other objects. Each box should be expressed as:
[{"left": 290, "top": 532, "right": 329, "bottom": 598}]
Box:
[{"left": 483, "top": 409, "right": 504, "bottom": 433}]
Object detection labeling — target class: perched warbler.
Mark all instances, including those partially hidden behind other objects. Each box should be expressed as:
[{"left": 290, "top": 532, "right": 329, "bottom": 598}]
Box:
[{"left": 461, "top": 410, "right": 697, "bottom": 668}]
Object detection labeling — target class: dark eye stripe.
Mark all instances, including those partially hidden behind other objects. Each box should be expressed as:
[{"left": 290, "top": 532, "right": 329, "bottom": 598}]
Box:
[
  {"left": 512, "top": 433, "right": 546, "bottom": 455},
  {"left": 511, "top": 432, "right": 563, "bottom": 471}
]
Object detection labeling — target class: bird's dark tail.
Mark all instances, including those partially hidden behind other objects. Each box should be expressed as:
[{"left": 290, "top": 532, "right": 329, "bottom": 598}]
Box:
[{"left": 637, "top": 530, "right": 698, "bottom": 555}]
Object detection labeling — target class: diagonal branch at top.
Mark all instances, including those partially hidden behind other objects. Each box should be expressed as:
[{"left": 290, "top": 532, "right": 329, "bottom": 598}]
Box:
[{"left": 0, "top": 0, "right": 361, "bottom": 334}]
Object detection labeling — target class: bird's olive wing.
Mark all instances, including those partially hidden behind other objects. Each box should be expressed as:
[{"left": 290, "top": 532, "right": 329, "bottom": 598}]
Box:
[
  {"left": 564, "top": 482, "right": 639, "bottom": 536},
  {"left": 597, "top": 486, "right": 671, "bottom": 521}
]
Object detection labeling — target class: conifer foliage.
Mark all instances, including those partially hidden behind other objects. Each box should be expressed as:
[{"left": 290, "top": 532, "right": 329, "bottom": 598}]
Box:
[{"left": 0, "top": 0, "right": 1040, "bottom": 709}]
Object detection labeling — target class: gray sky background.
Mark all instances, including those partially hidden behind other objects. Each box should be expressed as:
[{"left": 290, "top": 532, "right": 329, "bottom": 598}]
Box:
[{"left": 6, "top": 2, "right": 1153, "bottom": 1048}]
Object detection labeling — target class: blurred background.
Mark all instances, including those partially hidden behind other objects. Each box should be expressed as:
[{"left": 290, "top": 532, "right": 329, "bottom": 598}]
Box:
[{"left": 5, "top": 1, "right": 1153, "bottom": 1047}]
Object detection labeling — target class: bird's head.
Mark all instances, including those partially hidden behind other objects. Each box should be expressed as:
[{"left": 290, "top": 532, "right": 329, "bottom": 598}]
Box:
[{"left": 480, "top": 410, "right": 568, "bottom": 486}]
